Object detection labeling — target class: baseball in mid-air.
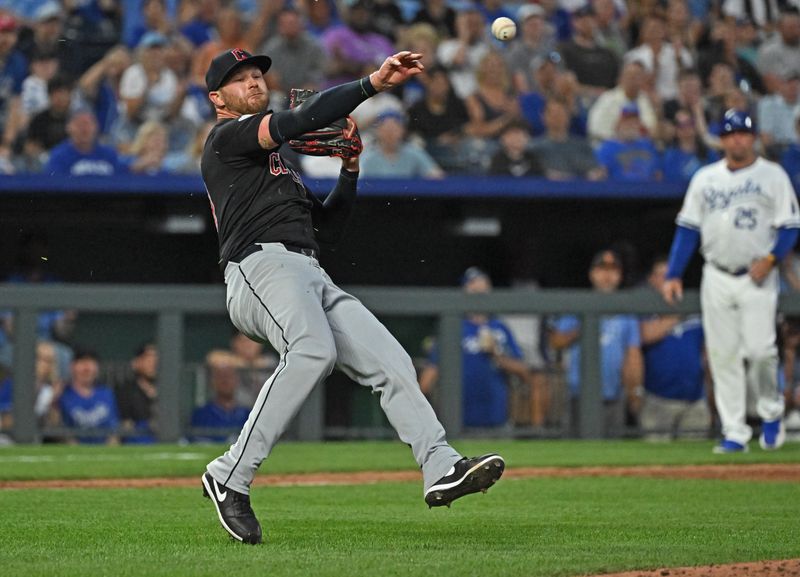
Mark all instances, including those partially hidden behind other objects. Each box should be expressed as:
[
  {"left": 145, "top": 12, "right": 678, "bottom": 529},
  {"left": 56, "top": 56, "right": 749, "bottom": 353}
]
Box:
[{"left": 491, "top": 17, "right": 517, "bottom": 41}]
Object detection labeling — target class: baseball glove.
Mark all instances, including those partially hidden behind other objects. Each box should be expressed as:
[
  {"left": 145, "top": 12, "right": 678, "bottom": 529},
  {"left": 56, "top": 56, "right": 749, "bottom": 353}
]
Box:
[{"left": 286, "top": 88, "right": 363, "bottom": 159}]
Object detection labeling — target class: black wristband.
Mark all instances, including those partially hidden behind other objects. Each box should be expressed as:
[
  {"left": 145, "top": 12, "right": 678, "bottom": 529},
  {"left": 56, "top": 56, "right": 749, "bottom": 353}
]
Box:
[{"left": 359, "top": 76, "right": 378, "bottom": 97}]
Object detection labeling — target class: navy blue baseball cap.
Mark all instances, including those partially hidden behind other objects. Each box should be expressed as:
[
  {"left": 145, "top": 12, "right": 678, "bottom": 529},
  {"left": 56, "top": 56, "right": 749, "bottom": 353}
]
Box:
[
  {"left": 461, "top": 266, "right": 490, "bottom": 286},
  {"left": 720, "top": 109, "right": 755, "bottom": 136},
  {"left": 206, "top": 48, "right": 272, "bottom": 92}
]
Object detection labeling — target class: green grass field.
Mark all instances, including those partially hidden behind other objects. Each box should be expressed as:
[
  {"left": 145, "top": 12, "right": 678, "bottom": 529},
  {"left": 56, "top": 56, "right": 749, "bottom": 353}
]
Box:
[{"left": 1, "top": 440, "right": 799, "bottom": 577}]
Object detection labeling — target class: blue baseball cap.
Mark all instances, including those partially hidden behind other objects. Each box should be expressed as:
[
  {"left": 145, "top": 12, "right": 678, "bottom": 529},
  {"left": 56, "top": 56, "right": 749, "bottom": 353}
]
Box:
[{"left": 720, "top": 109, "right": 755, "bottom": 135}]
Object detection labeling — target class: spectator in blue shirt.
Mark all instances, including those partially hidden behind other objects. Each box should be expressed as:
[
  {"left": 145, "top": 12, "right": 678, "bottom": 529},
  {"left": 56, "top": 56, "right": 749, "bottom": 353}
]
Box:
[
  {"left": 661, "top": 108, "right": 719, "bottom": 182},
  {"left": 58, "top": 349, "right": 120, "bottom": 445},
  {"left": 595, "top": 103, "right": 662, "bottom": 181},
  {"left": 44, "top": 109, "right": 125, "bottom": 176},
  {"left": 418, "top": 267, "right": 530, "bottom": 428},
  {"left": 549, "top": 249, "right": 643, "bottom": 437},
  {"left": 639, "top": 256, "right": 711, "bottom": 440},
  {"left": 0, "top": 13, "right": 29, "bottom": 168},
  {"left": 191, "top": 353, "right": 250, "bottom": 443}
]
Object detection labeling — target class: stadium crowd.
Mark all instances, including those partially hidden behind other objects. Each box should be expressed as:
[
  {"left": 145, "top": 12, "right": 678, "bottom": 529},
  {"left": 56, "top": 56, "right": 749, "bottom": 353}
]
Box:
[{"left": 0, "top": 0, "right": 798, "bottom": 180}]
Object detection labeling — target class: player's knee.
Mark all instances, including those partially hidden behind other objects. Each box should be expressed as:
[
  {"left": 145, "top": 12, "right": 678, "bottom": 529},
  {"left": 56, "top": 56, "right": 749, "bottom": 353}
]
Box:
[{"left": 294, "top": 337, "right": 337, "bottom": 377}]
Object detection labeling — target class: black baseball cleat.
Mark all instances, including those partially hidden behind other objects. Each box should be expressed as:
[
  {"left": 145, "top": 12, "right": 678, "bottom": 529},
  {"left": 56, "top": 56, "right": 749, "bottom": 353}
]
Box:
[
  {"left": 201, "top": 472, "right": 262, "bottom": 544},
  {"left": 424, "top": 453, "right": 505, "bottom": 508}
]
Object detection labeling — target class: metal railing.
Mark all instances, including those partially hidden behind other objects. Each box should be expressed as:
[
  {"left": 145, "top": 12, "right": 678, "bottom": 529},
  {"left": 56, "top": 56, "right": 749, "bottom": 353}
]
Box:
[{"left": 3, "top": 283, "right": 800, "bottom": 443}]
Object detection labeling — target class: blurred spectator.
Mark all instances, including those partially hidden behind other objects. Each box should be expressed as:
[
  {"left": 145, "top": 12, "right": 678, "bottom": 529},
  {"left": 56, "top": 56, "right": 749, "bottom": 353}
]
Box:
[
  {"left": 407, "top": 64, "right": 471, "bottom": 173},
  {"left": 704, "top": 62, "right": 739, "bottom": 126},
  {"left": 506, "top": 3, "right": 558, "bottom": 94},
  {"left": 179, "top": 0, "right": 220, "bottom": 47},
  {"left": 540, "top": 0, "right": 573, "bottom": 43},
  {"left": 418, "top": 267, "right": 529, "bottom": 429},
  {"left": 0, "top": 340, "right": 62, "bottom": 435},
  {"left": 436, "top": 4, "right": 492, "bottom": 99},
  {"left": 476, "top": 0, "right": 514, "bottom": 25},
  {"left": 663, "top": 69, "right": 704, "bottom": 126},
  {"left": 116, "top": 32, "right": 183, "bottom": 153},
  {"left": 24, "top": 73, "right": 73, "bottom": 155},
  {"left": 115, "top": 342, "right": 159, "bottom": 443},
  {"left": 411, "top": 0, "right": 457, "bottom": 39},
  {"left": 639, "top": 256, "right": 711, "bottom": 441},
  {"left": 587, "top": 61, "right": 658, "bottom": 143},
  {"left": 75, "top": 45, "right": 132, "bottom": 139},
  {"left": 595, "top": 103, "right": 662, "bottom": 181},
  {"left": 45, "top": 109, "right": 124, "bottom": 176},
  {"left": 624, "top": 15, "right": 693, "bottom": 101},
  {"left": 780, "top": 111, "right": 800, "bottom": 180},
  {"left": 191, "top": 353, "right": 250, "bottom": 442},
  {"left": 58, "top": 348, "right": 120, "bottom": 445},
  {"left": 398, "top": 22, "right": 441, "bottom": 108},
  {"left": 519, "top": 52, "right": 588, "bottom": 137},
  {"left": 60, "top": 0, "right": 123, "bottom": 77},
  {"left": 665, "top": 0, "right": 704, "bottom": 56},
  {"left": 488, "top": 120, "right": 544, "bottom": 177},
  {"left": 259, "top": 7, "right": 325, "bottom": 93},
  {"left": 298, "top": 0, "right": 341, "bottom": 39},
  {"left": 756, "top": 8, "right": 800, "bottom": 94},
  {"left": 697, "top": 18, "right": 765, "bottom": 95},
  {"left": 206, "top": 330, "right": 278, "bottom": 408},
  {"left": 733, "top": 15, "right": 761, "bottom": 67},
  {"left": 558, "top": 3, "right": 620, "bottom": 98},
  {"left": 367, "top": 0, "right": 405, "bottom": 43},
  {"left": 15, "top": 2, "right": 72, "bottom": 73},
  {"left": 20, "top": 47, "right": 59, "bottom": 119},
  {"left": 359, "top": 111, "right": 444, "bottom": 178},
  {"left": 464, "top": 50, "right": 524, "bottom": 144},
  {"left": 164, "top": 119, "right": 213, "bottom": 174},
  {"left": 532, "top": 98, "right": 606, "bottom": 180},
  {"left": 122, "top": 120, "right": 174, "bottom": 175},
  {"left": 591, "top": 0, "right": 628, "bottom": 59},
  {"left": 321, "top": 0, "right": 394, "bottom": 87},
  {"left": 127, "top": 0, "right": 174, "bottom": 49},
  {"left": 549, "top": 250, "right": 643, "bottom": 437},
  {"left": 0, "top": 14, "right": 28, "bottom": 170},
  {"left": 756, "top": 73, "right": 800, "bottom": 159},
  {"left": 662, "top": 108, "right": 720, "bottom": 182}
]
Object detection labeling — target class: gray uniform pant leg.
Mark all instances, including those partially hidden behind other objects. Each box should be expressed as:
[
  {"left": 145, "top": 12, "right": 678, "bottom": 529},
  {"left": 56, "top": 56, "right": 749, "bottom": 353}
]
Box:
[{"left": 206, "top": 244, "right": 460, "bottom": 494}]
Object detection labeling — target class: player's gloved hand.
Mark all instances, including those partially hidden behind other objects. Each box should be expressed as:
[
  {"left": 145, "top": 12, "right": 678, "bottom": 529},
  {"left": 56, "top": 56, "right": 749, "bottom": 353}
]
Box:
[
  {"left": 661, "top": 278, "right": 683, "bottom": 306},
  {"left": 286, "top": 88, "right": 363, "bottom": 159}
]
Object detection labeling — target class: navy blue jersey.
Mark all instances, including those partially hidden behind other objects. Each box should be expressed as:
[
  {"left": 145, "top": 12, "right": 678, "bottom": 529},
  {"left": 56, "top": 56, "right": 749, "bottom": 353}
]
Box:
[
  {"left": 201, "top": 112, "right": 320, "bottom": 265},
  {"left": 642, "top": 316, "right": 705, "bottom": 401}
]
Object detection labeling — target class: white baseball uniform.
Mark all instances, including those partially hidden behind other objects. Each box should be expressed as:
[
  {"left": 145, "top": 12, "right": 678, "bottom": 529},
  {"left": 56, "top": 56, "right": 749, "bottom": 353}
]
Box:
[{"left": 677, "top": 157, "right": 800, "bottom": 445}]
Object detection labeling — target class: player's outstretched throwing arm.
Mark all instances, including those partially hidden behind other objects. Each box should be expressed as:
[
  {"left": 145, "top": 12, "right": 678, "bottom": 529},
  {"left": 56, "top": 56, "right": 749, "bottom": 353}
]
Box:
[{"left": 259, "top": 51, "right": 424, "bottom": 151}]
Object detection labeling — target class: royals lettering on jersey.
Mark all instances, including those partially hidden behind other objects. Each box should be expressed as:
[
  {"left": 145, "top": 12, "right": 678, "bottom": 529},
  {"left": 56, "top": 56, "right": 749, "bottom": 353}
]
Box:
[{"left": 676, "top": 157, "right": 800, "bottom": 271}]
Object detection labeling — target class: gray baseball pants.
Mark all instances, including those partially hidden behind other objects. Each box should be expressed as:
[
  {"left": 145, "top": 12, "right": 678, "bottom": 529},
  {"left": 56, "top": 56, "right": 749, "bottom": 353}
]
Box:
[{"left": 206, "top": 243, "right": 461, "bottom": 494}]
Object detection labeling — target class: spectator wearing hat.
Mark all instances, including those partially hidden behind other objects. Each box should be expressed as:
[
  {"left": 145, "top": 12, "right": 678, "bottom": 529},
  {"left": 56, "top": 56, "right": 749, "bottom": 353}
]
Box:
[
  {"left": 436, "top": 4, "right": 493, "bottom": 99},
  {"left": 587, "top": 60, "right": 659, "bottom": 144},
  {"left": 549, "top": 250, "right": 643, "bottom": 438},
  {"left": 418, "top": 267, "right": 529, "bottom": 429},
  {"left": 506, "top": 3, "right": 558, "bottom": 94},
  {"left": 321, "top": 0, "right": 395, "bottom": 87},
  {"left": 488, "top": 120, "right": 544, "bottom": 177},
  {"left": 0, "top": 14, "right": 28, "bottom": 168},
  {"left": 756, "top": 9, "right": 800, "bottom": 95},
  {"left": 757, "top": 73, "right": 800, "bottom": 159},
  {"left": 15, "top": 1, "right": 70, "bottom": 68},
  {"left": 58, "top": 348, "right": 120, "bottom": 445},
  {"left": 44, "top": 109, "right": 124, "bottom": 176},
  {"left": 359, "top": 111, "right": 444, "bottom": 178},
  {"left": 780, "top": 111, "right": 800, "bottom": 181},
  {"left": 532, "top": 98, "right": 606, "bottom": 180},
  {"left": 558, "top": 3, "right": 620, "bottom": 99},
  {"left": 595, "top": 102, "right": 662, "bottom": 181}
]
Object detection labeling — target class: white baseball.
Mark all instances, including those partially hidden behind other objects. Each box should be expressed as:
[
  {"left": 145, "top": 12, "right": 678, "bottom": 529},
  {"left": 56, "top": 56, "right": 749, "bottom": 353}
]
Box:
[{"left": 491, "top": 17, "right": 517, "bottom": 41}]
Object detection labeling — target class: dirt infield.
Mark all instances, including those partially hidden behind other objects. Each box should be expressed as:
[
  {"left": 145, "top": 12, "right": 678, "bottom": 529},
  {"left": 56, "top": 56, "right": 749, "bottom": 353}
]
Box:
[{"left": 3, "top": 464, "right": 797, "bottom": 577}]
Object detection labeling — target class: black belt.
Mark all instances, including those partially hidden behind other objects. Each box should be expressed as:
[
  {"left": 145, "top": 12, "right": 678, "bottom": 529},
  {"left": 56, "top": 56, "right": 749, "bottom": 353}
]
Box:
[
  {"left": 711, "top": 262, "right": 748, "bottom": 276},
  {"left": 224, "top": 243, "right": 318, "bottom": 270}
]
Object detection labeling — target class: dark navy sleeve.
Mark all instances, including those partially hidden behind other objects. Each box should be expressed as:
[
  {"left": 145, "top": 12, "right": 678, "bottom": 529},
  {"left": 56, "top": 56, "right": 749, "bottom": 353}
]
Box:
[{"left": 212, "top": 113, "right": 270, "bottom": 159}]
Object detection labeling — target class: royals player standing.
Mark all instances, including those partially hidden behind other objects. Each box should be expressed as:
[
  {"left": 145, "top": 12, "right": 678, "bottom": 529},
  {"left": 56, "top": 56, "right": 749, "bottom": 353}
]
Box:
[{"left": 662, "top": 109, "right": 800, "bottom": 453}]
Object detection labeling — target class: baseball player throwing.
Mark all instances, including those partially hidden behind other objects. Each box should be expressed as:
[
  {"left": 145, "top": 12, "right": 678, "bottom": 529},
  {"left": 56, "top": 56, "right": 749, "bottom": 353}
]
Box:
[
  {"left": 198, "top": 48, "right": 504, "bottom": 544},
  {"left": 662, "top": 109, "right": 799, "bottom": 453}
]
